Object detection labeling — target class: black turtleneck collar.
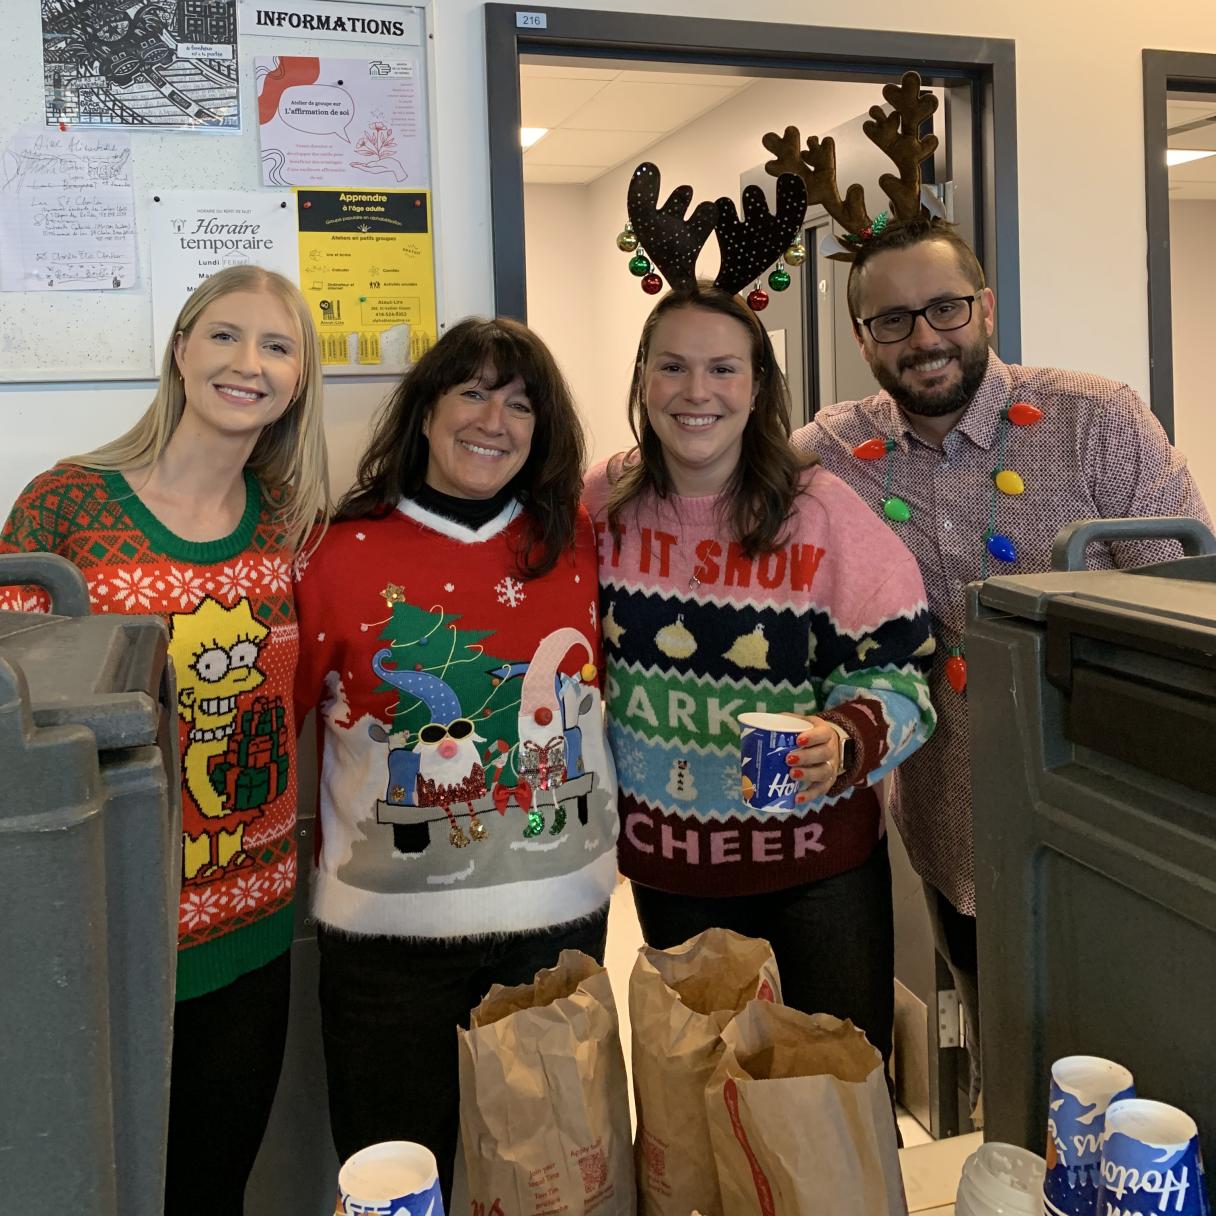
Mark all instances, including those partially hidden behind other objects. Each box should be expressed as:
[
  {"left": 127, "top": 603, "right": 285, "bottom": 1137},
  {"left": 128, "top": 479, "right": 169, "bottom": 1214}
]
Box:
[{"left": 412, "top": 482, "right": 516, "bottom": 529}]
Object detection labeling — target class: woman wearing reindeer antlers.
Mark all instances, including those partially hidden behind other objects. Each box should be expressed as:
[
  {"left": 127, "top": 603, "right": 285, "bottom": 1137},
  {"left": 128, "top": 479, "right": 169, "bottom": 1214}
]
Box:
[{"left": 583, "top": 159, "right": 937, "bottom": 1082}]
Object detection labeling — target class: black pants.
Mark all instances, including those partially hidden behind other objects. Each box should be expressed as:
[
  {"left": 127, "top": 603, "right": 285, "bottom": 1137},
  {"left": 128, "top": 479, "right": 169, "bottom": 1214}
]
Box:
[
  {"left": 630, "top": 839, "right": 895, "bottom": 1072},
  {"left": 317, "top": 908, "right": 610, "bottom": 1209},
  {"left": 165, "top": 950, "right": 291, "bottom": 1216},
  {"left": 924, "top": 882, "right": 981, "bottom": 1111}
]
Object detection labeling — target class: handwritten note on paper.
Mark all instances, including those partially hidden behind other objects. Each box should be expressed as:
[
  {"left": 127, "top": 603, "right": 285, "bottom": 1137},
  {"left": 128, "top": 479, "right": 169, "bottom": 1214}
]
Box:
[{"left": 0, "top": 131, "right": 138, "bottom": 292}]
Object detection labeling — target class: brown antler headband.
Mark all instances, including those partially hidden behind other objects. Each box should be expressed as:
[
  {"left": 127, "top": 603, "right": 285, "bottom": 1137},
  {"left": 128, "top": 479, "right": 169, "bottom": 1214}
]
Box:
[
  {"left": 763, "top": 71, "right": 943, "bottom": 261},
  {"left": 618, "top": 162, "right": 808, "bottom": 312}
]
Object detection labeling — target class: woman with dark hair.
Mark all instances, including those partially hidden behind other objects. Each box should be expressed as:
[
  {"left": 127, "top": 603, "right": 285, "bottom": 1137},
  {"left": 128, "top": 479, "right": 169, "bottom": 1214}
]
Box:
[
  {"left": 294, "top": 317, "right": 618, "bottom": 1203},
  {"left": 583, "top": 282, "right": 936, "bottom": 1073}
]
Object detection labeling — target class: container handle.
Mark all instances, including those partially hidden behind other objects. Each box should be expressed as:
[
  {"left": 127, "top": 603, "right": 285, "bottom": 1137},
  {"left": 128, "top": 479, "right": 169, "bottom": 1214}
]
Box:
[
  {"left": 0, "top": 553, "right": 91, "bottom": 617},
  {"left": 1050, "top": 517, "right": 1216, "bottom": 572}
]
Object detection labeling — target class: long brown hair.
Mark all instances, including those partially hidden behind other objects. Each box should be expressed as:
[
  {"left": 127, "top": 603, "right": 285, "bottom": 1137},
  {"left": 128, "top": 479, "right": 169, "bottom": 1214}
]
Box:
[
  {"left": 67, "top": 264, "right": 329, "bottom": 555},
  {"left": 336, "top": 316, "right": 585, "bottom": 578},
  {"left": 606, "top": 283, "right": 813, "bottom": 557}
]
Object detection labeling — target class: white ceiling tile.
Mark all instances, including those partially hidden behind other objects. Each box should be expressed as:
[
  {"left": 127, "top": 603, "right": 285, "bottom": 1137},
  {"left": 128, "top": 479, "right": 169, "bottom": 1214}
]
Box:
[
  {"left": 1169, "top": 181, "right": 1216, "bottom": 200},
  {"left": 565, "top": 81, "right": 742, "bottom": 132},
  {"left": 1169, "top": 128, "right": 1216, "bottom": 152},
  {"left": 614, "top": 69, "right": 755, "bottom": 88},
  {"left": 520, "top": 76, "right": 612, "bottom": 128},
  {"left": 525, "top": 127, "right": 659, "bottom": 166},
  {"left": 520, "top": 62, "right": 620, "bottom": 82},
  {"left": 524, "top": 164, "right": 602, "bottom": 184}
]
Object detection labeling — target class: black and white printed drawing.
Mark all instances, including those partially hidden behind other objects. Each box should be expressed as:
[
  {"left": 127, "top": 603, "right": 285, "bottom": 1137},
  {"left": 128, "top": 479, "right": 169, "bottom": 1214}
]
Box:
[{"left": 41, "top": 0, "right": 239, "bottom": 129}]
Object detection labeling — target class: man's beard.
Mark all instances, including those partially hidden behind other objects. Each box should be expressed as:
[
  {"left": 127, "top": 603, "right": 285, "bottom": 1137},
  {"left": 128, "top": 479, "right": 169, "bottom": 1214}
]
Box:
[{"left": 869, "top": 339, "right": 991, "bottom": 417}]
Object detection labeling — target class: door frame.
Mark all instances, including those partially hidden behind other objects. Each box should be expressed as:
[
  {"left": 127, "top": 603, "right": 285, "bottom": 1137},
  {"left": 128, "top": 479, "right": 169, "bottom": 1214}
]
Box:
[
  {"left": 485, "top": 4, "right": 1021, "bottom": 362},
  {"left": 1142, "top": 49, "right": 1216, "bottom": 440}
]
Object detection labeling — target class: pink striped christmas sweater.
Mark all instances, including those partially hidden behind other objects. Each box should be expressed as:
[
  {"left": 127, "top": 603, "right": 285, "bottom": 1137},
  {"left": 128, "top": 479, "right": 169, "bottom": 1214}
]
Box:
[{"left": 582, "top": 459, "right": 936, "bottom": 897}]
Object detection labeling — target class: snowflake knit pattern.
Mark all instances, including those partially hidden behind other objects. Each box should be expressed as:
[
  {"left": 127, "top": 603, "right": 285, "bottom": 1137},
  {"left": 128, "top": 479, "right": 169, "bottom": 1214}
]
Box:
[
  {"left": 1, "top": 465, "right": 299, "bottom": 1001},
  {"left": 293, "top": 498, "right": 619, "bottom": 940},
  {"left": 583, "top": 459, "right": 937, "bottom": 897}
]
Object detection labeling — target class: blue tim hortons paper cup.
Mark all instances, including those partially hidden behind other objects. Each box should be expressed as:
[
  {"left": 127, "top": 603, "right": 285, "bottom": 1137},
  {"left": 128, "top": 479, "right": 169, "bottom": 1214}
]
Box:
[
  {"left": 336, "top": 1141, "right": 446, "bottom": 1216},
  {"left": 1044, "top": 1055, "right": 1136, "bottom": 1216},
  {"left": 739, "top": 711, "right": 806, "bottom": 812},
  {"left": 1098, "top": 1099, "right": 1211, "bottom": 1216}
]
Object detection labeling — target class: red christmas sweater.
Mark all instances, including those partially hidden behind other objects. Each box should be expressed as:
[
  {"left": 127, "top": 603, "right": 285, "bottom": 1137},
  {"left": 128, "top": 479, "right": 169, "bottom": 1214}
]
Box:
[
  {"left": 0, "top": 465, "right": 299, "bottom": 1001},
  {"left": 293, "top": 498, "right": 619, "bottom": 940}
]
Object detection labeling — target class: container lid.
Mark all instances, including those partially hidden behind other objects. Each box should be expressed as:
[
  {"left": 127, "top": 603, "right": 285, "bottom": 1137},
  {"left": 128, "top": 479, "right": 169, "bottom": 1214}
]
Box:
[
  {"left": 978, "top": 568, "right": 1216, "bottom": 626},
  {"left": 0, "top": 612, "right": 166, "bottom": 750}
]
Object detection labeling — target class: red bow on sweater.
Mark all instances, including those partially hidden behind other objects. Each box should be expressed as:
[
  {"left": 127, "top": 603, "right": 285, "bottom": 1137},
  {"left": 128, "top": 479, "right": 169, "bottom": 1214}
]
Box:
[{"left": 491, "top": 779, "right": 533, "bottom": 814}]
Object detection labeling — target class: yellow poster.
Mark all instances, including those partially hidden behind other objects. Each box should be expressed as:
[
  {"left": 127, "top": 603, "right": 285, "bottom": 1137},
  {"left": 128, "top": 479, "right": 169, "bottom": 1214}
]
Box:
[{"left": 296, "top": 187, "right": 436, "bottom": 370}]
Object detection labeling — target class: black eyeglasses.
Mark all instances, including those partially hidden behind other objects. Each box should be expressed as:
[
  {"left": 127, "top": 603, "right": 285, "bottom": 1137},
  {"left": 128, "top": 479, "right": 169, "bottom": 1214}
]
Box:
[{"left": 857, "top": 295, "right": 977, "bottom": 344}]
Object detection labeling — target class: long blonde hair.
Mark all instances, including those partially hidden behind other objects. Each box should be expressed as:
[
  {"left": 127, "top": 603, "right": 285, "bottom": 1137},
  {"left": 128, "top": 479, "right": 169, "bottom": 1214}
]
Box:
[{"left": 66, "top": 265, "right": 330, "bottom": 554}]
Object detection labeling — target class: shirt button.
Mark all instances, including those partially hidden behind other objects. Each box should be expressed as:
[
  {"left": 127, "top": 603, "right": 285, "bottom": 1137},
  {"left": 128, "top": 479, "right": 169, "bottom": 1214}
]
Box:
[{"left": 942, "top": 519, "right": 953, "bottom": 531}]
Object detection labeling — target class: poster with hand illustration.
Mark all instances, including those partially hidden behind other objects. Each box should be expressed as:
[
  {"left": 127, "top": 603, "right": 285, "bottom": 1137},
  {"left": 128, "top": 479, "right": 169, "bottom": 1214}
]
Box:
[{"left": 256, "top": 55, "right": 428, "bottom": 188}]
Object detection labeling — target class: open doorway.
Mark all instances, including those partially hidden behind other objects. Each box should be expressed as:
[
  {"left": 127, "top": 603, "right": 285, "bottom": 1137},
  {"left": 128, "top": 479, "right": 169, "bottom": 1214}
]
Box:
[
  {"left": 487, "top": 2, "right": 1020, "bottom": 1142},
  {"left": 1143, "top": 50, "right": 1216, "bottom": 506}
]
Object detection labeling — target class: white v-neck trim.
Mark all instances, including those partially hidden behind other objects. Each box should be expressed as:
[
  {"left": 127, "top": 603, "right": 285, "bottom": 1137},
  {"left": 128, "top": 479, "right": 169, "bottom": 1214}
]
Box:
[{"left": 395, "top": 495, "right": 521, "bottom": 542}]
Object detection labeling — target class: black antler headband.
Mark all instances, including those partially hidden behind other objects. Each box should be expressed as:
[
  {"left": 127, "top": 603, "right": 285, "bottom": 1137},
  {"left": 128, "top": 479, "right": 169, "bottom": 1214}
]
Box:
[{"left": 617, "top": 161, "right": 809, "bottom": 312}]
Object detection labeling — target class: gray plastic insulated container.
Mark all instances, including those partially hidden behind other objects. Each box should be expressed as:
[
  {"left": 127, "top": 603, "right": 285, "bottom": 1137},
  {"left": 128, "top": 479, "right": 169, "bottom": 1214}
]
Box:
[
  {"left": 966, "top": 518, "right": 1216, "bottom": 1198},
  {"left": 0, "top": 552, "right": 181, "bottom": 1215}
]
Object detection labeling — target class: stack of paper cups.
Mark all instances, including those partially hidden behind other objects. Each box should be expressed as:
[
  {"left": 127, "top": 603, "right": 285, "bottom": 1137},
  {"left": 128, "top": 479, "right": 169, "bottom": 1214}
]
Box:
[
  {"left": 955, "top": 1142, "right": 1046, "bottom": 1216},
  {"left": 1098, "top": 1099, "right": 1211, "bottom": 1216},
  {"left": 335, "top": 1141, "right": 446, "bottom": 1216},
  {"left": 1043, "top": 1056, "right": 1135, "bottom": 1216}
]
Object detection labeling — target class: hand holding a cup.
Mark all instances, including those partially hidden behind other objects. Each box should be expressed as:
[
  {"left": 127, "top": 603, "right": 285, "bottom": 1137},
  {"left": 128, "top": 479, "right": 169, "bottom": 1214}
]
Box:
[{"left": 784, "top": 716, "right": 845, "bottom": 805}]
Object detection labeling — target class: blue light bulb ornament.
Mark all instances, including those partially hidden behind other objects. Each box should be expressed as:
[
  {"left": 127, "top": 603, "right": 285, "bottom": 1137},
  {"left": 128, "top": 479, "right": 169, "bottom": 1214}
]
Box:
[{"left": 985, "top": 532, "right": 1018, "bottom": 563}]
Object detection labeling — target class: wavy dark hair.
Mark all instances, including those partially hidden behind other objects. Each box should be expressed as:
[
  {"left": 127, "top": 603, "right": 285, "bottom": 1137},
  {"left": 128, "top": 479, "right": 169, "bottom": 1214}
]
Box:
[
  {"left": 336, "top": 316, "right": 585, "bottom": 578},
  {"left": 605, "top": 283, "right": 814, "bottom": 557},
  {"left": 846, "top": 217, "right": 986, "bottom": 327}
]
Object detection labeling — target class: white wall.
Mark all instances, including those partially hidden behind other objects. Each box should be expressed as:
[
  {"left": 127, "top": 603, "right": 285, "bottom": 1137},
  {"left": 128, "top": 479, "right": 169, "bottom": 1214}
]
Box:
[
  {"left": 1169, "top": 200, "right": 1216, "bottom": 506},
  {"left": 522, "top": 182, "right": 606, "bottom": 452},
  {"left": 4, "top": 0, "right": 1216, "bottom": 509}
]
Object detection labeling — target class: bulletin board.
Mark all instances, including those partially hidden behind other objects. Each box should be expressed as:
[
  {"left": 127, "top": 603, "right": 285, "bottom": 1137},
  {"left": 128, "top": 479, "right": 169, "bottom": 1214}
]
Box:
[{"left": 0, "top": 0, "right": 438, "bottom": 382}]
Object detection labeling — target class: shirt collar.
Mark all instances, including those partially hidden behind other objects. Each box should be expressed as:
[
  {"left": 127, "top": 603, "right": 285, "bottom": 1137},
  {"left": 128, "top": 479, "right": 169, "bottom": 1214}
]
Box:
[{"left": 879, "top": 351, "right": 1012, "bottom": 453}]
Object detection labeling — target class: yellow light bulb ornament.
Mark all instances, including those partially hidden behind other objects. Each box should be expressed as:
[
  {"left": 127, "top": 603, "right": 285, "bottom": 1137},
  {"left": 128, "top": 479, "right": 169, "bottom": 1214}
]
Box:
[{"left": 995, "top": 469, "right": 1025, "bottom": 496}]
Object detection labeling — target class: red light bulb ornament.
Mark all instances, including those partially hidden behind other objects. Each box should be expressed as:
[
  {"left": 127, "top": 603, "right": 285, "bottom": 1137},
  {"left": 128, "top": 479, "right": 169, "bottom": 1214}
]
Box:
[
  {"left": 641, "top": 272, "right": 663, "bottom": 295},
  {"left": 945, "top": 646, "right": 968, "bottom": 695},
  {"left": 853, "top": 437, "right": 894, "bottom": 461},
  {"left": 1005, "top": 402, "right": 1043, "bottom": 426},
  {"left": 747, "top": 285, "right": 769, "bottom": 312}
]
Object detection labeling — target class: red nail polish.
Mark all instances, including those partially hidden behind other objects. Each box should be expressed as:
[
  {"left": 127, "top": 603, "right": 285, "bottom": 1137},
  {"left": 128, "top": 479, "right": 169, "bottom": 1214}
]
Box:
[
  {"left": 785, "top": 753, "right": 798, "bottom": 766},
  {"left": 791, "top": 768, "right": 804, "bottom": 779},
  {"left": 795, "top": 793, "right": 807, "bottom": 804},
  {"left": 797, "top": 734, "right": 810, "bottom": 746}
]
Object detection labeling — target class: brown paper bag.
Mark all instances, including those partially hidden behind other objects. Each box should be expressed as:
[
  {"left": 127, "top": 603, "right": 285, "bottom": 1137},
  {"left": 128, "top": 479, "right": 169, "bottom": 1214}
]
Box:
[
  {"left": 458, "top": 949, "right": 635, "bottom": 1216},
  {"left": 705, "top": 1003, "right": 906, "bottom": 1216},
  {"left": 630, "top": 928, "right": 782, "bottom": 1216}
]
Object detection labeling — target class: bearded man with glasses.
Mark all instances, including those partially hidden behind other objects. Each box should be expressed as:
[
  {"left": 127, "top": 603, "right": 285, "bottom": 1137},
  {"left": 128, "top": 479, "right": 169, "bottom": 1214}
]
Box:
[{"left": 791, "top": 218, "right": 1210, "bottom": 1122}]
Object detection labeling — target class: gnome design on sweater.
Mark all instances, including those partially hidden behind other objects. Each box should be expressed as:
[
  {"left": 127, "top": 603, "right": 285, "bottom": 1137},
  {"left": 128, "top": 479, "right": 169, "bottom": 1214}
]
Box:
[{"left": 371, "top": 652, "right": 490, "bottom": 848}]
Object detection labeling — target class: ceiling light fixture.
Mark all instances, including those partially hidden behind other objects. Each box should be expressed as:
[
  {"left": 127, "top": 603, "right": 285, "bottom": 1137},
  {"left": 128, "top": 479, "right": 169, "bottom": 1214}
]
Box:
[
  {"left": 521, "top": 127, "right": 549, "bottom": 149},
  {"left": 1167, "top": 148, "right": 1216, "bottom": 167}
]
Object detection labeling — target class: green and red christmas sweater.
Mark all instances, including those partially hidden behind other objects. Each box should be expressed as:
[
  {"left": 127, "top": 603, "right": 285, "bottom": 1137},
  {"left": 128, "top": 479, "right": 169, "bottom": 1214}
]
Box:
[
  {"left": 583, "top": 459, "right": 937, "bottom": 897},
  {"left": 0, "top": 465, "right": 299, "bottom": 1001},
  {"left": 293, "top": 498, "right": 619, "bottom": 940}
]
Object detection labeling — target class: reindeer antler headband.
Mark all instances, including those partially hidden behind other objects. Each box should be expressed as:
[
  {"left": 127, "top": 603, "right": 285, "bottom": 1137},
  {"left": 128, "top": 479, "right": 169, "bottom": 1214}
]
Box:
[
  {"left": 763, "top": 70, "right": 945, "bottom": 261},
  {"left": 616, "top": 164, "right": 809, "bottom": 312}
]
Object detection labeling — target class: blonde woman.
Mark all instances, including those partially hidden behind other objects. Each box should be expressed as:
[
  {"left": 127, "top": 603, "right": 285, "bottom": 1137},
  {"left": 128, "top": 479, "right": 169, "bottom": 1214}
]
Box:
[{"left": 0, "top": 265, "right": 329, "bottom": 1216}]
